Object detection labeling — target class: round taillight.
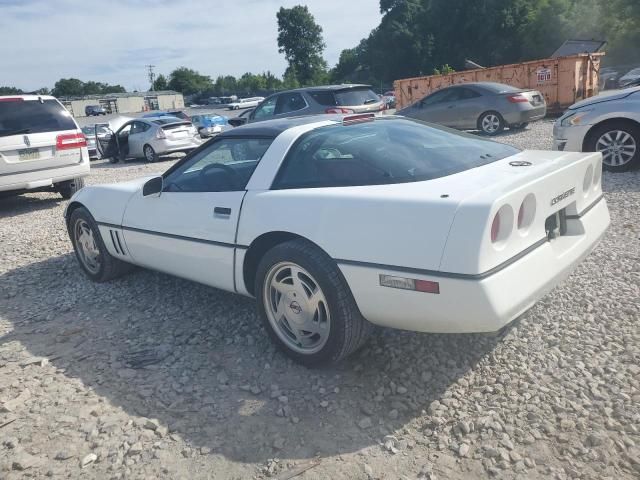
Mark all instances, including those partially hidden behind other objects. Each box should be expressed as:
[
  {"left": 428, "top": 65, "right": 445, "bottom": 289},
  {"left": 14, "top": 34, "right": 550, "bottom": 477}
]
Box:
[
  {"left": 517, "top": 194, "right": 537, "bottom": 233},
  {"left": 593, "top": 161, "right": 602, "bottom": 187},
  {"left": 491, "top": 213, "right": 501, "bottom": 243},
  {"left": 583, "top": 165, "right": 593, "bottom": 196}
]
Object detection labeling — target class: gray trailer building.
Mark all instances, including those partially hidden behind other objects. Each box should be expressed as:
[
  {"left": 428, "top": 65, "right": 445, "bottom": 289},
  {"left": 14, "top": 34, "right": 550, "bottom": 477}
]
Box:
[{"left": 60, "top": 91, "right": 184, "bottom": 117}]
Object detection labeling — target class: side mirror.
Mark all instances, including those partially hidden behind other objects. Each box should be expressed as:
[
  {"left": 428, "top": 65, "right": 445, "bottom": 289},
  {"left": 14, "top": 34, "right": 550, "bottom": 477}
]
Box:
[{"left": 143, "top": 176, "right": 163, "bottom": 197}]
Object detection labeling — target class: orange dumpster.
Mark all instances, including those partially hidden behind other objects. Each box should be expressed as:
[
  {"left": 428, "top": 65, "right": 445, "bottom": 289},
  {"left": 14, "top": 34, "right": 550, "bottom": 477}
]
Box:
[{"left": 394, "top": 53, "right": 604, "bottom": 114}]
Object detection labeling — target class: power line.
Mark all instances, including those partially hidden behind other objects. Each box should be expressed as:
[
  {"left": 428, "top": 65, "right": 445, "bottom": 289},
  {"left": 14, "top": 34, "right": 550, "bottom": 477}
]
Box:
[{"left": 146, "top": 65, "right": 156, "bottom": 91}]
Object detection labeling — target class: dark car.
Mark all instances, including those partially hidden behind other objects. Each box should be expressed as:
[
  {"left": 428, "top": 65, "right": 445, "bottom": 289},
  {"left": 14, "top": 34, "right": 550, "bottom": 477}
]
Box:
[
  {"left": 85, "top": 105, "right": 107, "bottom": 116},
  {"left": 228, "top": 108, "right": 254, "bottom": 128},
  {"left": 247, "top": 85, "right": 385, "bottom": 124},
  {"left": 398, "top": 82, "right": 546, "bottom": 135}
]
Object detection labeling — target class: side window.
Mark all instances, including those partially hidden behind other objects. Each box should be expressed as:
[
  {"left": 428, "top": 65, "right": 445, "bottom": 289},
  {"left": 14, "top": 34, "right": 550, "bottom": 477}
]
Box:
[
  {"left": 130, "top": 122, "right": 148, "bottom": 134},
  {"left": 275, "top": 93, "right": 307, "bottom": 115},
  {"left": 458, "top": 88, "right": 481, "bottom": 100},
  {"left": 422, "top": 89, "right": 450, "bottom": 106},
  {"left": 252, "top": 96, "right": 277, "bottom": 120},
  {"left": 163, "top": 137, "right": 274, "bottom": 193},
  {"left": 118, "top": 123, "right": 132, "bottom": 137}
]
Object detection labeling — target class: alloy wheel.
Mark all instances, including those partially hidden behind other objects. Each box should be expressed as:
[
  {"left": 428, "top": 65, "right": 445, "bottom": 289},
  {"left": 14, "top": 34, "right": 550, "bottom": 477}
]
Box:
[
  {"left": 263, "top": 262, "right": 330, "bottom": 355},
  {"left": 596, "top": 129, "right": 637, "bottom": 167},
  {"left": 74, "top": 219, "right": 101, "bottom": 274},
  {"left": 482, "top": 114, "right": 501, "bottom": 134}
]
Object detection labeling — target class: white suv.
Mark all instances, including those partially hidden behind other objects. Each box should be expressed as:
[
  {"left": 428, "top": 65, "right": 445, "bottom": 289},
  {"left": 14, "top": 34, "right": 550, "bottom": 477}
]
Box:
[{"left": 0, "top": 95, "right": 89, "bottom": 199}]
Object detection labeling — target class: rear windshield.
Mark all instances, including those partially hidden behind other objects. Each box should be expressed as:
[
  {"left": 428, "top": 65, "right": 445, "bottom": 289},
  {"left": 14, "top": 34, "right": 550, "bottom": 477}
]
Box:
[
  {"left": 273, "top": 117, "right": 519, "bottom": 189},
  {"left": 0, "top": 99, "right": 76, "bottom": 135},
  {"left": 150, "top": 117, "right": 185, "bottom": 125},
  {"left": 334, "top": 87, "right": 380, "bottom": 106}
]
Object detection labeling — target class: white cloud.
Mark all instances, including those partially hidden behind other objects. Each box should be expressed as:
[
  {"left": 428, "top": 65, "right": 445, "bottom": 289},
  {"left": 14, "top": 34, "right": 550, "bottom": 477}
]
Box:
[{"left": 0, "top": 0, "right": 381, "bottom": 91}]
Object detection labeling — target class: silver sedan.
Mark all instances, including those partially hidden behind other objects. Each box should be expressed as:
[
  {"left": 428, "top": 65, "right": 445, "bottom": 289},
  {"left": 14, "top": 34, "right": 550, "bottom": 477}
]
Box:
[
  {"left": 553, "top": 86, "right": 640, "bottom": 172},
  {"left": 97, "top": 117, "right": 201, "bottom": 163},
  {"left": 397, "top": 82, "right": 546, "bottom": 135}
]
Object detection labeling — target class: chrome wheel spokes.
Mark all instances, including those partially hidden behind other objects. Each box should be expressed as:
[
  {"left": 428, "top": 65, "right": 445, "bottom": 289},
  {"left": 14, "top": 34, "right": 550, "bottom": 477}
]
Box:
[{"left": 597, "top": 130, "right": 636, "bottom": 166}]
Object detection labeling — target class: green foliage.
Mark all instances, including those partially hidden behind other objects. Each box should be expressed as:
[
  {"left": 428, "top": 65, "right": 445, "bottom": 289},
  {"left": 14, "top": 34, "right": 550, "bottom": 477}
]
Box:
[
  {"left": 167, "top": 67, "right": 213, "bottom": 95},
  {"left": 332, "top": 0, "right": 640, "bottom": 85},
  {"left": 277, "top": 5, "right": 328, "bottom": 86},
  {"left": 433, "top": 64, "right": 455, "bottom": 75},
  {"left": 153, "top": 74, "right": 168, "bottom": 91},
  {"left": 0, "top": 86, "right": 23, "bottom": 95},
  {"left": 52, "top": 78, "right": 125, "bottom": 98}
]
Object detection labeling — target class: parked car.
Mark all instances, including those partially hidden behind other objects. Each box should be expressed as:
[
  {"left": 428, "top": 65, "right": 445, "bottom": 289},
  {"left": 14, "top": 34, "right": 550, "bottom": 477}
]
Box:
[
  {"left": 228, "top": 108, "right": 254, "bottom": 128},
  {"left": 248, "top": 85, "right": 384, "bottom": 124},
  {"left": 0, "top": 95, "right": 89, "bottom": 198},
  {"left": 142, "top": 110, "right": 190, "bottom": 121},
  {"left": 398, "top": 82, "right": 547, "bottom": 135},
  {"left": 618, "top": 67, "right": 640, "bottom": 88},
  {"left": 96, "top": 116, "right": 201, "bottom": 163},
  {"left": 81, "top": 126, "right": 99, "bottom": 159},
  {"left": 227, "top": 97, "right": 265, "bottom": 110},
  {"left": 85, "top": 105, "right": 107, "bottom": 116},
  {"left": 191, "top": 114, "right": 230, "bottom": 138},
  {"left": 553, "top": 86, "right": 640, "bottom": 171},
  {"left": 64, "top": 114, "right": 609, "bottom": 365}
]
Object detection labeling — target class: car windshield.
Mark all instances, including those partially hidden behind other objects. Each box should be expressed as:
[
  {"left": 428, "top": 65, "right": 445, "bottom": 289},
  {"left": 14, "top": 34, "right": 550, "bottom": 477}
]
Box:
[
  {"left": 273, "top": 117, "right": 520, "bottom": 189},
  {"left": 0, "top": 99, "right": 76, "bottom": 135},
  {"left": 334, "top": 87, "right": 380, "bottom": 106}
]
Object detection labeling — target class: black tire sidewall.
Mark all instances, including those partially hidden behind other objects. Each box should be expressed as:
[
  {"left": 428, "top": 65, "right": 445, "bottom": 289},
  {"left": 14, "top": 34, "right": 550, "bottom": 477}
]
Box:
[
  {"left": 586, "top": 121, "right": 640, "bottom": 172},
  {"left": 255, "top": 241, "right": 353, "bottom": 366},
  {"left": 144, "top": 144, "right": 157, "bottom": 163}
]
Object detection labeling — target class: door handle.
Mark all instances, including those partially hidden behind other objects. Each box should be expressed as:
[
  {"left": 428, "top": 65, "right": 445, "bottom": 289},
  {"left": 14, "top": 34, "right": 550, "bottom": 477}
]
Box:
[{"left": 214, "top": 206, "right": 231, "bottom": 216}]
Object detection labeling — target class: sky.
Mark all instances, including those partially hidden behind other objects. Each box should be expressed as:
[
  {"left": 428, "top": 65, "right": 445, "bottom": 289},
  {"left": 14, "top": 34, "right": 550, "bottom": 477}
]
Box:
[{"left": 0, "top": 0, "right": 382, "bottom": 91}]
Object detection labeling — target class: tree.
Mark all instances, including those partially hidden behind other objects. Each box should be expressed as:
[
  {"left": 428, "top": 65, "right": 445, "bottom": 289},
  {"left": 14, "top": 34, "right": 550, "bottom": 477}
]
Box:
[
  {"left": 0, "top": 86, "right": 23, "bottom": 95},
  {"left": 277, "top": 5, "right": 327, "bottom": 86},
  {"left": 167, "top": 67, "right": 213, "bottom": 95},
  {"left": 153, "top": 74, "right": 168, "bottom": 91},
  {"left": 52, "top": 78, "right": 84, "bottom": 97}
]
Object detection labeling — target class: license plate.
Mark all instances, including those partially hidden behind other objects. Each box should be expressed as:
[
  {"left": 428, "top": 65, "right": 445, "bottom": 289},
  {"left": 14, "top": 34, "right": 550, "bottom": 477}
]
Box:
[
  {"left": 172, "top": 131, "right": 188, "bottom": 138},
  {"left": 533, "top": 95, "right": 542, "bottom": 104},
  {"left": 18, "top": 148, "right": 40, "bottom": 161}
]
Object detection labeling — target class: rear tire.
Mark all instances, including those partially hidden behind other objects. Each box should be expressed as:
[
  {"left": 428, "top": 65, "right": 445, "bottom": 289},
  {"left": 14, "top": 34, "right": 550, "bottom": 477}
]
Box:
[
  {"left": 478, "top": 111, "right": 505, "bottom": 136},
  {"left": 143, "top": 144, "right": 158, "bottom": 163},
  {"left": 585, "top": 120, "right": 640, "bottom": 172},
  {"left": 255, "top": 239, "right": 372, "bottom": 366},
  {"left": 67, "top": 207, "right": 133, "bottom": 282},
  {"left": 57, "top": 177, "right": 85, "bottom": 199},
  {"left": 510, "top": 122, "right": 529, "bottom": 130}
]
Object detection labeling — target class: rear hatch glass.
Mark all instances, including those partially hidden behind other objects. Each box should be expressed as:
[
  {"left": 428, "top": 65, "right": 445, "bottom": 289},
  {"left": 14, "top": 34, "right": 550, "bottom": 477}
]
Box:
[{"left": 0, "top": 99, "right": 76, "bottom": 136}]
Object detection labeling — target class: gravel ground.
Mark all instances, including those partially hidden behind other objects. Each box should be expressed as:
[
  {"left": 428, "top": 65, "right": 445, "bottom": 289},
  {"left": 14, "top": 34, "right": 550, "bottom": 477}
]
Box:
[{"left": 1, "top": 120, "right": 639, "bottom": 479}]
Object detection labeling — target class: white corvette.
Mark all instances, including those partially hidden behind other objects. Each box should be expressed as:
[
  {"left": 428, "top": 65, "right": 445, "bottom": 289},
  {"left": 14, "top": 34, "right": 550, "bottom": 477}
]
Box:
[{"left": 65, "top": 114, "right": 610, "bottom": 365}]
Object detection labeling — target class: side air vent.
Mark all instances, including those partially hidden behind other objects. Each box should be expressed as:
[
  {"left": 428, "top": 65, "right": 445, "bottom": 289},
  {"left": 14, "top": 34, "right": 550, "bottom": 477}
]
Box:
[{"left": 109, "top": 230, "right": 126, "bottom": 256}]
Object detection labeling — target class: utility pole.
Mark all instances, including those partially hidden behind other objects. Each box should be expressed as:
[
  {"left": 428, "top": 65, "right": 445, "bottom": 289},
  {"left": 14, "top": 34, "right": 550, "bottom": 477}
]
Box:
[{"left": 146, "top": 65, "right": 156, "bottom": 91}]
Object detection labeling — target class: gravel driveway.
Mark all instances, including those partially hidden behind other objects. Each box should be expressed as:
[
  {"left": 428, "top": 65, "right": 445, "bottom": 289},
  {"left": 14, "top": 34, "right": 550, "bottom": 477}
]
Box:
[{"left": 0, "top": 120, "right": 638, "bottom": 479}]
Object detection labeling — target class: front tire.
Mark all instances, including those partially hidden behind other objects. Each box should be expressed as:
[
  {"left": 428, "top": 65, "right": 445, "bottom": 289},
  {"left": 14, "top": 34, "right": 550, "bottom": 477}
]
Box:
[
  {"left": 585, "top": 121, "right": 639, "bottom": 172},
  {"left": 255, "top": 239, "right": 372, "bottom": 366},
  {"left": 143, "top": 144, "right": 158, "bottom": 163},
  {"left": 56, "top": 177, "right": 85, "bottom": 199},
  {"left": 68, "top": 207, "right": 133, "bottom": 282},
  {"left": 478, "top": 111, "right": 505, "bottom": 136}
]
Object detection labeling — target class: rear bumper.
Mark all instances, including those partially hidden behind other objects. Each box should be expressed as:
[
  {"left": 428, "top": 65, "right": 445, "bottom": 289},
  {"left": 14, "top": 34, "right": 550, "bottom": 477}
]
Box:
[
  {"left": 152, "top": 137, "right": 201, "bottom": 155},
  {"left": 503, "top": 106, "right": 547, "bottom": 125},
  {"left": 339, "top": 198, "right": 609, "bottom": 333},
  {"left": 0, "top": 161, "right": 90, "bottom": 193}
]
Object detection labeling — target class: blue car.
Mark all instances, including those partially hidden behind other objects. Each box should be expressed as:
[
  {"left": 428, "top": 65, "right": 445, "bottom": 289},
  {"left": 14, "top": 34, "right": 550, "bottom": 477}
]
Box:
[{"left": 190, "top": 113, "right": 230, "bottom": 137}]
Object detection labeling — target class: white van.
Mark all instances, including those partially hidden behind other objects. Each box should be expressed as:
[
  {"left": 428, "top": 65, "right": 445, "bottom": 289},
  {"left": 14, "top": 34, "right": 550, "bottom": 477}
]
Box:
[
  {"left": 0, "top": 95, "right": 89, "bottom": 199},
  {"left": 227, "top": 97, "right": 265, "bottom": 110}
]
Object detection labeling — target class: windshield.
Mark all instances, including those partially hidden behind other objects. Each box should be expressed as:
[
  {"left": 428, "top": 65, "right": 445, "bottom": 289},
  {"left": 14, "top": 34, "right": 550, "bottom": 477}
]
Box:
[
  {"left": 273, "top": 117, "right": 519, "bottom": 189},
  {"left": 0, "top": 99, "right": 76, "bottom": 135},
  {"left": 334, "top": 87, "right": 380, "bottom": 106}
]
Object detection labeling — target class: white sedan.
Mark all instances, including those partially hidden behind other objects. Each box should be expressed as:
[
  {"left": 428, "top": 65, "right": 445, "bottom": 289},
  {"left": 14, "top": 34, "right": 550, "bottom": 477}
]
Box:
[{"left": 65, "top": 114, "right": 610, "bottom": 365}]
